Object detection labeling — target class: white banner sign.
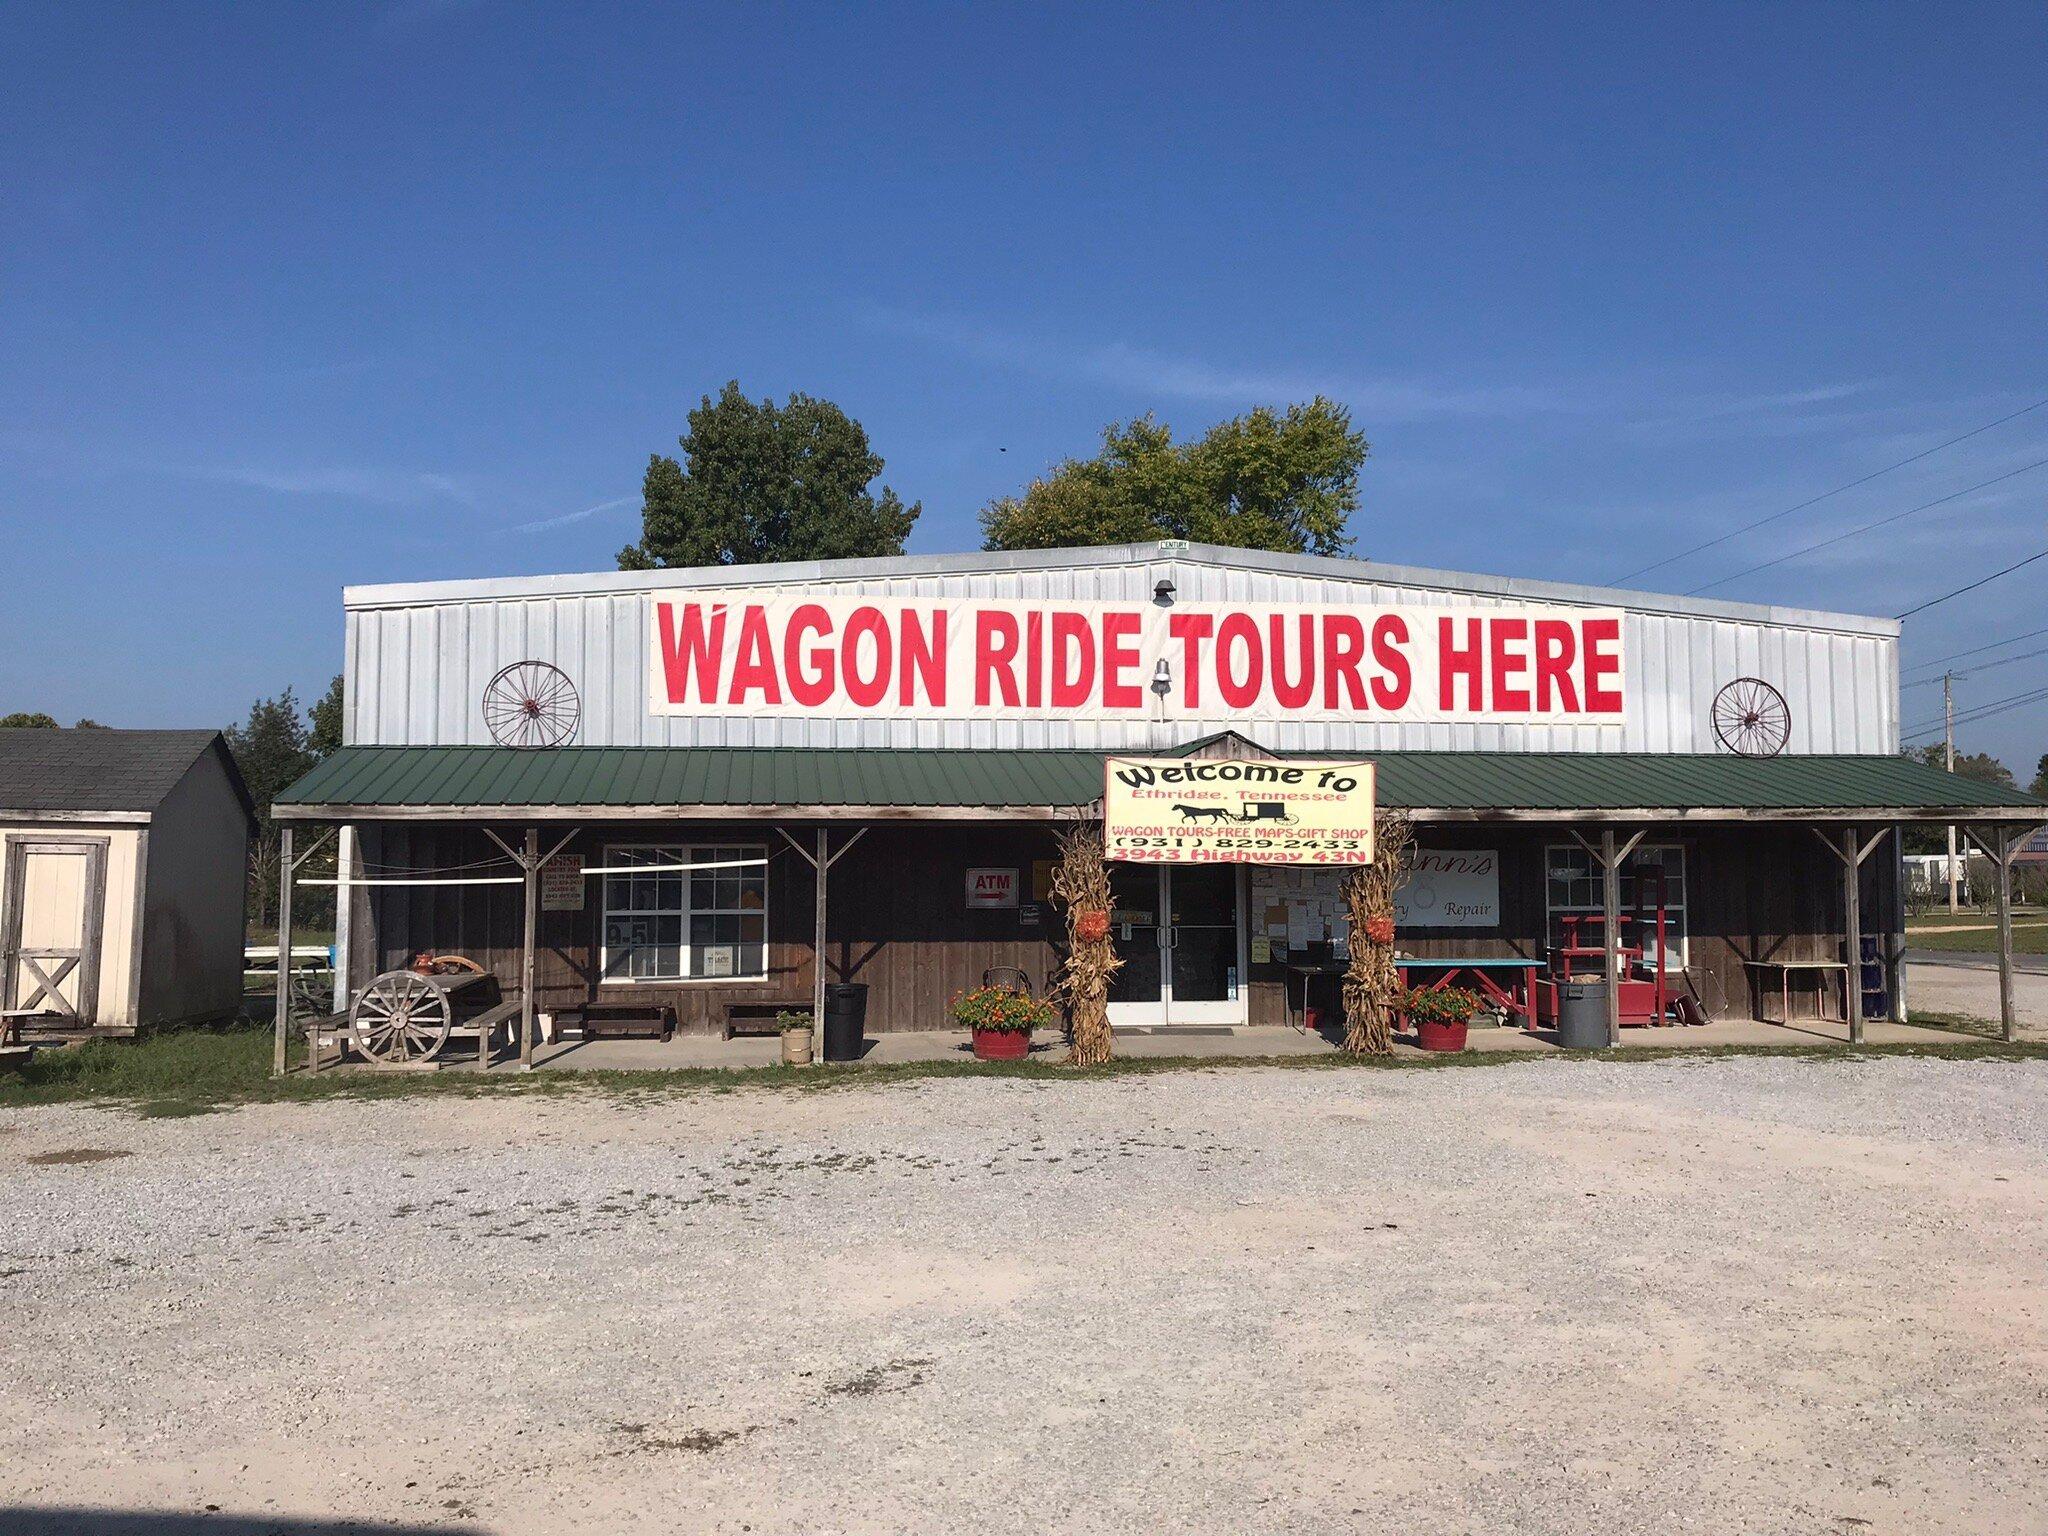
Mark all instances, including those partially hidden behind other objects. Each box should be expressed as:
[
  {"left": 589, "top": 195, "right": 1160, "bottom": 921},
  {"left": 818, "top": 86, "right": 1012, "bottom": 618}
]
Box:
[
  {"left": 648, "top": 592, "right": 1625, "bottom": 726},
  {"left": 1392, "top": 849, "right": 1500, "bottom": 929}
]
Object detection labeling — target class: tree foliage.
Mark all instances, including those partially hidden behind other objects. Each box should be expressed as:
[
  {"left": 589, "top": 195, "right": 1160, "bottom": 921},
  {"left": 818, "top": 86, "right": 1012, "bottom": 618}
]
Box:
[
  {"left": 226, "top": 690, "right": 321, "bottom": 928},
  {"left": 2031, "top": 753, "right": 2048, "bottom": 800},
  {"left": 619, "top": 381, "right": 919, "bottom": 569},
  {"left": 980, "top": 398, "right": 1367, "bottom": 556},
  {"left": 308, "top": 674, "right": 344, "bottom": 758},
  {"left": 0, "top": 712, "right": 59, "bottom": 728},
  {"left": 1907, "top": 743, "right": 2016, "bottom": 788}
]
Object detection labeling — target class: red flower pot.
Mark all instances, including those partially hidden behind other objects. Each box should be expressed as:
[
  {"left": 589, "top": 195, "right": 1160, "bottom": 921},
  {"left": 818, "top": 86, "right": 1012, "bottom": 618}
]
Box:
[
  {"left": 1415, "top": 1018, "right": 1468, "bottom": 1052},
  {"left": 972, "top": 1027, "right": 1032, "bottom": 1061}
]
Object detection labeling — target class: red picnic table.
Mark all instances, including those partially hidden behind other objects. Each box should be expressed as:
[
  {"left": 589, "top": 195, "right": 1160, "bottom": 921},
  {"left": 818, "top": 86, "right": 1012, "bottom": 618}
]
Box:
[{"left": 1394, "top": 957, "right": 1547, "bottom": 1025}]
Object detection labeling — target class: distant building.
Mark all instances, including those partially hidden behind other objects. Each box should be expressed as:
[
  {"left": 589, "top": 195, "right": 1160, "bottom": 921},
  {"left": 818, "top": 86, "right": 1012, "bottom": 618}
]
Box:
[{"left": 0, "top": 728, "right": 255, "bottom": 1032}]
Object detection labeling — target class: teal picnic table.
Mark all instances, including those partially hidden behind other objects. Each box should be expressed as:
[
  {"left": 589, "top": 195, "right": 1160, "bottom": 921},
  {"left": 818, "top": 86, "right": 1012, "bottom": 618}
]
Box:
[{"left": 1394, "top": 957, "right": 1546, "bottom": 1025}]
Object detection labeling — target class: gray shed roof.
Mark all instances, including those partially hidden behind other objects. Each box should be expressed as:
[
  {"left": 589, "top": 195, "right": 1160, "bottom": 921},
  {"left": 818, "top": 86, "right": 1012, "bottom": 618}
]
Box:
[{"left": 0, "top": 729, "right": 254, "bottom": 821}]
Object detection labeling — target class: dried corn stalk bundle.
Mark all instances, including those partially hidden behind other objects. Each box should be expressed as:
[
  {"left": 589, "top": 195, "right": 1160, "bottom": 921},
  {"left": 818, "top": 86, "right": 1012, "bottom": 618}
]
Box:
[
  {"left": 1049, "top": 824, "right": 1121, "bottom": 1066},
  {"left": 1342, "top": 809, "right": 1415, "bottom": 1056}
]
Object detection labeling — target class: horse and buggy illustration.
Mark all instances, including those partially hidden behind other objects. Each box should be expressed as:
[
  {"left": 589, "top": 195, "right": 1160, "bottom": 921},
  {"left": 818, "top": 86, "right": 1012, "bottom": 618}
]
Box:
[{"left": 1173, "top": 801, "right": 1298, "bottom": 827}]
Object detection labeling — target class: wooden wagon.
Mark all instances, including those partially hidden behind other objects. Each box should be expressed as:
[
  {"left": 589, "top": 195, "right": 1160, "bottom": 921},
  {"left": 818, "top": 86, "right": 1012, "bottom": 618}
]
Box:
[{"left": 305, "top": 959, "right": 523, "bottom": 1070}]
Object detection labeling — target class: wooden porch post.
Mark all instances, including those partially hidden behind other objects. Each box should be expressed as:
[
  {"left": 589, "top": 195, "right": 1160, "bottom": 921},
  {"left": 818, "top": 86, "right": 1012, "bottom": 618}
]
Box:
[
  {"left": 1888, "top": 822, "right": 1909, "bottom": 1024},
  {"left": 520, "top": 827, "right": 538, "bottom": 1071},
  {"left": 812, "top": 827, "right": 828, "bottom": 1043},
  {"left": 1841, "top": 826, "right": 1864, "bottom": 1045},
  {"left": 1601, "top": 827, "right": 1621, "bottom": 1048},
  {"left": 1992, "top": 826, "right": 2016, "bottom": 1044},
  {"left": 272, "top": 824, "right": 293, "bottom": 1077}
]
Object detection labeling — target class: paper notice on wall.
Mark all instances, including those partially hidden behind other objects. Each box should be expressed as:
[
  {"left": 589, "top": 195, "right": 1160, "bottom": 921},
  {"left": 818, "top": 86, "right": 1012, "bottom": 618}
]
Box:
[{"left": 541, "top": 855, "right": 585, "bottom": 911}]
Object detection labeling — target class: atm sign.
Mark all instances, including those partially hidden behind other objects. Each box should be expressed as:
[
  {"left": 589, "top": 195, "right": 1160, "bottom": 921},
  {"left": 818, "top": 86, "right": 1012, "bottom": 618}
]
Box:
[{"left": 965, "top": 868, "right": 1020, "bottom": 909}]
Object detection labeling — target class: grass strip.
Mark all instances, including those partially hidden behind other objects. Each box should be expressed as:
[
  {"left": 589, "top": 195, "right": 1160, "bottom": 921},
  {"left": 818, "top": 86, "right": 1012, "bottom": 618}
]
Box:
[{"left": 1, "top": 1021, "right": 2042, "bottom": 1118}]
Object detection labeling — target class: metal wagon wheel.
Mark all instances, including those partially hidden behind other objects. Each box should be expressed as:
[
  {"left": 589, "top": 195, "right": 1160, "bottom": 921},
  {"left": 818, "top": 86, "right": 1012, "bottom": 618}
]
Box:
[
  {"left": 1711, "top": 677, "right": 1791, "bottom": 757},
  {"left": 482, "top": 660, "right": 580, "bottom": 749},
  {"left": 349, "top": 970, "right": 452, "bottom": 1063}
]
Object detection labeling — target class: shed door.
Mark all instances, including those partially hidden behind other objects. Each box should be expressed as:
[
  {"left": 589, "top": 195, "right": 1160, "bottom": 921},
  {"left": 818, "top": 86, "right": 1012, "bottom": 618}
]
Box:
[{"left": 2, "top": 838, "right": 108, "bottom": 1022}]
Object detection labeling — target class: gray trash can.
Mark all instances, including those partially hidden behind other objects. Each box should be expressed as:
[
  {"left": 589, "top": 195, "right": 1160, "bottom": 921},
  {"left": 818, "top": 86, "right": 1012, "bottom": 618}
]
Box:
[{"left": 1555, "top": 980, "right": 1611, "bottom": 1050}]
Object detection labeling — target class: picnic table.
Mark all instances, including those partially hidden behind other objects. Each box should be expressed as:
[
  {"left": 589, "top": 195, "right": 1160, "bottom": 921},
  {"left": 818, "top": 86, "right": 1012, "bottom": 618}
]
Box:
[{"left": 1394, "top": 957, "right": 1547, "bottom": 1024}]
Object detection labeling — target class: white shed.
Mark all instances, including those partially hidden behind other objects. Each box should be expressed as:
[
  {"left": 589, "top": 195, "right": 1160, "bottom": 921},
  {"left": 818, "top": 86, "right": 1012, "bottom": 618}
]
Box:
[{"left": 0, "top": 729, "right": 255, "bottom": 1033}]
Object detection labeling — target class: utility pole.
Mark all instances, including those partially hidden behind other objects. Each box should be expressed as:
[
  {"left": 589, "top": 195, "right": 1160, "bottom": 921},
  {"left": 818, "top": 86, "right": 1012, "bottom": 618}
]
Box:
[{"left": 1945, "top": 671, "right": 1959, "bottom": 913}]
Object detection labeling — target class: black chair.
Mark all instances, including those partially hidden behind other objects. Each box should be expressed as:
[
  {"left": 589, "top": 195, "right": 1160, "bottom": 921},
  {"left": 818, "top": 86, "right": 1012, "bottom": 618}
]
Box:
[{"left": 982, "top": 965, "right": 1032, "bottom": 995}]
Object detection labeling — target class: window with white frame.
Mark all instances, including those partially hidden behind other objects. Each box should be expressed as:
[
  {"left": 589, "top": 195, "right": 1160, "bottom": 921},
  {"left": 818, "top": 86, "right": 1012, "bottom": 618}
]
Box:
[
  {"left": 1544, "top": 843, "right": 1688, "bottom": 967},
  {"left": 601, "top": 845, "right": 768, "bottom": 982}
]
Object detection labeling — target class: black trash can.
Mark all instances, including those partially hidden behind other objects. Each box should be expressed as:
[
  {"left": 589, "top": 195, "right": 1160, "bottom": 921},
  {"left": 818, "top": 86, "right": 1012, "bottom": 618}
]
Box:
[
  {"left": 1555, "top": 980, "right": 1611, "bottom": 1050},
  {"left": 822, "top": 983, "right": 869, "bottom": 1062}
]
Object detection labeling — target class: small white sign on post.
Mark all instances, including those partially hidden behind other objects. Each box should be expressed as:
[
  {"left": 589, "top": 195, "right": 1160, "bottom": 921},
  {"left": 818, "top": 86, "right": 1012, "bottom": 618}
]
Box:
[
  {"left": 541, "top": 854, "right": 586, "bottom": 912},
  {"left": 965, "top": 868, "right": 1020, "bottom": 908}
]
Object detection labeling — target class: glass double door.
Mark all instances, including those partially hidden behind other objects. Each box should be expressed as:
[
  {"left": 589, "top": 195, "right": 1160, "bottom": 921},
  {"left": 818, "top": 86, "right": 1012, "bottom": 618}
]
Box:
[{"left": 1105, "top": 864, "right": 1244, "bottom": 1026}]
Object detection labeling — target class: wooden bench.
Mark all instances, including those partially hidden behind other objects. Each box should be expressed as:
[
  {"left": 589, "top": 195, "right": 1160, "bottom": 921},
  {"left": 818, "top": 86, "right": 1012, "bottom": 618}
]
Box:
[
  {"left": 553, "top": 1001, "right": 675, "bottom": 1042},
  {"left": 723, "top": 1000, "right": 810, "bottom": 1041}
]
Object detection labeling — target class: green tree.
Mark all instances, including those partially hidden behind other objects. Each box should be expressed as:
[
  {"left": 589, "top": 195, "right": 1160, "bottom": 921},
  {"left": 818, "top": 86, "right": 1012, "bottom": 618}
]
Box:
[
  {"left": 619, "top": 381, "right": 919, "bottom": 569},
  {"left": 981, "top": 398, "right": 1367, "bottom": 556},
  {"left": 308, "top": 674, "right": 344, "bottom": 758},
  {"left": 2030, "top": 752, "right": 2048, "bottom": 799},
  {"left": 1903, "top": 745, "right": 2018, "bottom": 854},
  {"left": 72, "top": 718, "right": 108, "bottom": 728},
  {"left": 1907, "top": 743, "right": 2015, "bottom": 787},
  {"left": 0, "top": 712, "right": 59, "bottom": 728},
  {"left": 225, "top": 690, "right": 316, "bottom": 928}
]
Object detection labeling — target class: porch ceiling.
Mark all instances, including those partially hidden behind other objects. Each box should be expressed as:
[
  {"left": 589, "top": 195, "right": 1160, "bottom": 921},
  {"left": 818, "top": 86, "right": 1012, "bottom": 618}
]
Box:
[{"left": 272, "top": 745, "right": 2048, "bottom": 824}]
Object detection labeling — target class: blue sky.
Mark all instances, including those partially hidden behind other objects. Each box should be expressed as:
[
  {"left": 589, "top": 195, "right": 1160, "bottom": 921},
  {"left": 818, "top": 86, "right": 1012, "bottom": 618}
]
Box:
[{"left": 2, "top": 2, "right": 2043, "bottom": 767}]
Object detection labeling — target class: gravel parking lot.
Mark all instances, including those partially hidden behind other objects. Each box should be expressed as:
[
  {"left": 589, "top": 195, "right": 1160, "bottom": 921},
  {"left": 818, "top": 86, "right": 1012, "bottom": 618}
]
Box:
[{"left": 3, "top": 1056, "right": 2045, "bottom": 1535}]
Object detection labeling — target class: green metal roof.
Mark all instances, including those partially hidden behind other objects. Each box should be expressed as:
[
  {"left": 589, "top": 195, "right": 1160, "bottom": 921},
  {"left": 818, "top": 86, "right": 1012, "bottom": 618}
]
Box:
[
  {"left": 275, "top": 745, "right": 2047, "bottom": 821},
  {"left": 276, "top": 746, "right": 1109, "bottom": 812}
]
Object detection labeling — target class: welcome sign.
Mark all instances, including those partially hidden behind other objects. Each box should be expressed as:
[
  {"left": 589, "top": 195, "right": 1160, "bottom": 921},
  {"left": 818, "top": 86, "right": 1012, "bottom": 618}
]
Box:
[
  {"left": 649, "top": 593, "right": 1626, "bottom": 725},
  {"left": 1103, "top": 757, "right": 1377, "bottom": 865}
]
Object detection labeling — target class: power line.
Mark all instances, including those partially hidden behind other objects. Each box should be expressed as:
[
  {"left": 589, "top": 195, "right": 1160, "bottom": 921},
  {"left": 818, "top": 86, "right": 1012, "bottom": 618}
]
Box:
[
  {"left": 1902, "top": 680, "right": 2048, "bottom": 739},
  {"left": 1903, "top": 624, "right": 2048, "bottom": 675},
  {"left": 1683, "top": 461, "right": 2048, "bottom": 595},
  {"left": 1899, "top": 643, "right": 2048, "bottom": 690},
  {"left": 1901, "top": 691, "right": 2048, "bottom": 743},
  {"left": 1611, "top": 395, "right": 2048, "bottom": 584},
  {"left": 1897, "top": 548, "right": 2048, "bottom": 621}
]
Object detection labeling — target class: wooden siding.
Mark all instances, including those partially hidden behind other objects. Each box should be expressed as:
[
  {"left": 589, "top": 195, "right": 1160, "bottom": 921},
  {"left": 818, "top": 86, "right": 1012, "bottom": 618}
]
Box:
[
  {"left": 1245, "top": 824, "right": 1896, "bottom": 1026},
  {"left": 353, "top": 821, "right": 1063, "bottom": 1034},
  {"left": 354, "top": 820, "right": 1895, "bottom": 1033}
]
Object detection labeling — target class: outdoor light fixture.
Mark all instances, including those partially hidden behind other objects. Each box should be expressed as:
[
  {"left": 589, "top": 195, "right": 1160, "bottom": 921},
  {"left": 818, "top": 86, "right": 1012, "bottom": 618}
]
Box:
[
  {"left": 1151, "top": 657, "right": 1173, "bottom": 695},
  {"left": 1153, "top": 577, "right": 1177, "bottom": 604}
]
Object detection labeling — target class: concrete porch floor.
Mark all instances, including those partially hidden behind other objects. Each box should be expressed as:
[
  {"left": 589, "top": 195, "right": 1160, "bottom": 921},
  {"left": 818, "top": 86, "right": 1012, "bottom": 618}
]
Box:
[{"left": 482, "top": 1014, "right": 1978, "bottom": 1072}]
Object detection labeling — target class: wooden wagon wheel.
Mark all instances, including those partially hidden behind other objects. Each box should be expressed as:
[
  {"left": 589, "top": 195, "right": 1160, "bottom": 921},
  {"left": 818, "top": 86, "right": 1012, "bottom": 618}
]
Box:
[{"left": 350, "top": 970, "right": 453, "bottom": 1063}]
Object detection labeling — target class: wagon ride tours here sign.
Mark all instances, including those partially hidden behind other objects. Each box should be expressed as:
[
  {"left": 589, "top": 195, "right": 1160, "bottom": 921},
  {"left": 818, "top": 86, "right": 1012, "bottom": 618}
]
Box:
[
  {"left": 648, "top": 592, "right": 1626, "bottom": 725},
  {"left": 1103, "top": 758, "right": 1377, "bottom": 865}
]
